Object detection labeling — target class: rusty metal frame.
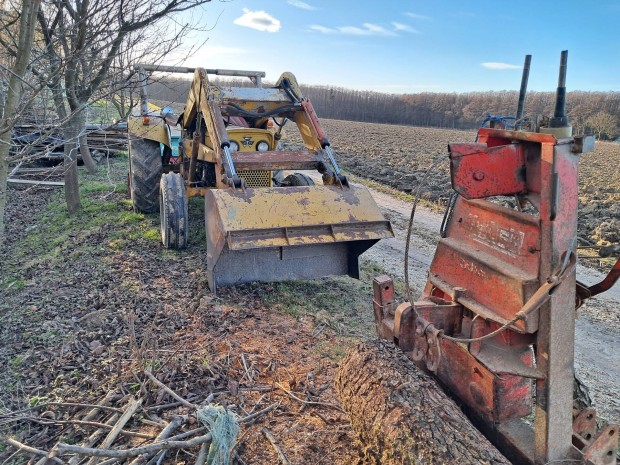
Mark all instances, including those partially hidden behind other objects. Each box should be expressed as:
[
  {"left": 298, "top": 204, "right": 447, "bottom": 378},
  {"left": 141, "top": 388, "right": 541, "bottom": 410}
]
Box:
[{"left": 373, "top": 127, "right": 618, "bottom": 464}]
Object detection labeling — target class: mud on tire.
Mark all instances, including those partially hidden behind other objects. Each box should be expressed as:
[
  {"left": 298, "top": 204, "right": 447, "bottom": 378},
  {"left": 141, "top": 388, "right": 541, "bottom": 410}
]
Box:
[
  {"left": 129, "top": 137, "right": 162, "bottom": 213},
  {"left": 160, "top": 172, "right": 188, "bottom": 249}
]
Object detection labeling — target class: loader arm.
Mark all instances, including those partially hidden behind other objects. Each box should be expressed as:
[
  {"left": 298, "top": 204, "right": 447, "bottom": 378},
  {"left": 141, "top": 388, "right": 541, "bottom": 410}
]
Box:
[{"left": 152, "top": 65, "right": 394, "bottom": 292}]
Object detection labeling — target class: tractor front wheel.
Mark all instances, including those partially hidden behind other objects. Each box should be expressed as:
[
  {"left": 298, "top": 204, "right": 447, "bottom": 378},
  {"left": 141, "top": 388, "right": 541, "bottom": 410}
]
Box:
[
  {"left": 129, "top": 137, "right": 162, "bottom": 213},
  {"left": 283, "top": 172, "right": 315, "bottom": 186},
  {"left": 160, "top": 172, "right": 188, "bottom": 249}
]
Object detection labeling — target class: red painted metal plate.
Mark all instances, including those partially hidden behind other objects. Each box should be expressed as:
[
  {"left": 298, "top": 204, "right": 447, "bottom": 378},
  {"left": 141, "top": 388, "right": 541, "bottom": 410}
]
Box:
[
  {"left": 429, "top": 238, "right": 539, "bottom": 332},
  {"left": 449, "top": 142, "right": 526, "bottom": 199},
  {"left": 445, "top": 198, "right": 540, "bottom": 276}
]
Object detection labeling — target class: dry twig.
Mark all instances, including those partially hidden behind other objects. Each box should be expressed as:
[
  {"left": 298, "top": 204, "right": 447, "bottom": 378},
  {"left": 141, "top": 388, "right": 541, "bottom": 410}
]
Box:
[
  {"left": 47, "top": 402, "right": 123, "bottom": 414},
  {"left": 143, "top": 371, "right": 196, "bottom": 409},
  {"left": 241, "top": 354, "right": 253, "bottom": 383},
  {"left": 262, "top": 428, "right": 290, "bottom": 465},
  {"left": 22, "top": 417, "right": 153, "bottom": 439},
  {"left": 57, "top": 433, "right": 214, "bottom": 459},
  {"left": 6, "top": 437, "right": 66, "bottom": 465},
  {"left": 274, "top": 383, "right": 344, "bottom": 413},
  {"left": 193, "top": 442, "right": 209, "bottom": 465},
  {"left": 85, "top": 398, "right": 142, "bottom": 465},
  {"left": 45, "top": 401, "right": 280, "bottom": 465},
  {"left": 128, "top": 415, "right": 184, "bottom": 465},
  {"left": 67, "top": 413, "right": 121, "bottom": 465}
]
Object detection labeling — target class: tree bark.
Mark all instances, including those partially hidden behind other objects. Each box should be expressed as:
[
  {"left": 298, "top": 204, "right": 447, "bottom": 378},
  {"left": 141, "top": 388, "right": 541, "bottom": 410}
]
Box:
[
  {"left": 76, "top": 107, "right": 98, "bottom": 174},
  {"left": 0, "top": 130, "right": 8, "bottom": 241},
  {"left": 63, "top": 112, "right": 82, "bottom": 214},
  {"left": 51, "top": 88, "right": 81, "bottom": 214},
  {"left": 336, "top": 340, "right": 511, "bottom": 465},
  {"left": 0, "top": 0, "right": 42, "bottom": 241}
]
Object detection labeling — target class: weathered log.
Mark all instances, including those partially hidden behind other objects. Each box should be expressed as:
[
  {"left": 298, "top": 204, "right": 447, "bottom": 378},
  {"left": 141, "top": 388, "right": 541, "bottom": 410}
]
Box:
[{"left": 336, "top": 339, "right": 512, "bottom": 465}]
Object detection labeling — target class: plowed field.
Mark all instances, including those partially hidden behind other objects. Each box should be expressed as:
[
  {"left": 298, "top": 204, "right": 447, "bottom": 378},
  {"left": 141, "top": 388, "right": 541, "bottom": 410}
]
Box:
[{"left": 284, "top": 119, "right": 620, "bottom": 262}]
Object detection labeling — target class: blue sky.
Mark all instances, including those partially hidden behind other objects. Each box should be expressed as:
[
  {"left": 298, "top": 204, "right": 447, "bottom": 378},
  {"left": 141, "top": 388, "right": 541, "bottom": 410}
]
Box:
[{"left": 171, "top": 0, "right": 620, "bottom": 94}]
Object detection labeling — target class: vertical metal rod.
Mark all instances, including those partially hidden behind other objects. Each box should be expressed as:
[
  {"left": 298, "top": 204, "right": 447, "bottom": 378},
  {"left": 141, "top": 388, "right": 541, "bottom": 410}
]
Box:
[
  {"left": 138, "top": 67, "right": 149, "bottom": 117},
  {"left": 553, "top": 50, "right": 568, "bottom": 120},
  {"left": 516, "top": 54, "right": 531, "bottom": 124}
]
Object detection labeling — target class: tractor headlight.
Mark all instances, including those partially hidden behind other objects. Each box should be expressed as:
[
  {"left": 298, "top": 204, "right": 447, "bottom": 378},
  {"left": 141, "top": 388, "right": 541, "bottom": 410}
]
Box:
[
  {"left": 229, "top": 141, "right": 239, "bottom": 152},
  {"left": 256, "top": 141, "right": 269, "bottom": 152}
]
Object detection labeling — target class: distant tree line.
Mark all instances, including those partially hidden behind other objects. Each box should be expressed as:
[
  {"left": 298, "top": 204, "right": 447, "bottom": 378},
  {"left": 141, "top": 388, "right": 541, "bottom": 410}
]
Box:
[{"left": 147, "top": 76, "right": 620, "bottom": 140}]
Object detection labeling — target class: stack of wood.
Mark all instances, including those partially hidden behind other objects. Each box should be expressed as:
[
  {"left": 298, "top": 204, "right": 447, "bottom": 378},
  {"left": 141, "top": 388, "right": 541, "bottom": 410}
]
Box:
[
  {"left": 11, "top": 123, "right": 127, "bottom": 160},
  {"left": 87, "top": 126, "right": 127, "bottom": 154},
  {"left": 7, "top": 161, "right": 65, "bottom": 187}
]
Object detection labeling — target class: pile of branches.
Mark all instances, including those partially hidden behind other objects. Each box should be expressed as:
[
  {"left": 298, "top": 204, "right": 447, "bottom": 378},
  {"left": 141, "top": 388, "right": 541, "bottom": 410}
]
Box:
[{"left": 0, "top": 370, "right": 278, "bottom": 465}]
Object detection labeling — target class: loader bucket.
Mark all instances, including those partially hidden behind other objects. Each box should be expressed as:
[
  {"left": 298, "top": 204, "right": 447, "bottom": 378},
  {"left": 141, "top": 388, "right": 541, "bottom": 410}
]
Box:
[{"left": 204, "top": 184, "right": 393, "bottom": 292}]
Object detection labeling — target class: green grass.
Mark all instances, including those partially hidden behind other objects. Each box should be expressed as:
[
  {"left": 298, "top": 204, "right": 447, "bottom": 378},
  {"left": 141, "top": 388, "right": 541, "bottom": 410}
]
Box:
[
  {"left": 89, "top": 99, "right": 124, "bottom": 124},
  {"left": 239, "top": 260, "right": 408, "bottom": 340},
  {"left": 9, "top": 355, "right": 25, "bottom": 368},
  {"left": 5, "top": 161, "right": 159, "bottom": 276},
  {"left": 2, "top": 277, "right": 25, "bottom": 291}
]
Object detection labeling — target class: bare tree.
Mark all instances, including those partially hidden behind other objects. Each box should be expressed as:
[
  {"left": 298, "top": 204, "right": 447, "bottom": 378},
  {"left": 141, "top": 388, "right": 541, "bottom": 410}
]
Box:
[
  {"left": 35, "top": 0, "right": 210, "bottom": 213},
  {"left": 0, "top": 0, "right": 42, "bottom": 240},
  {"left": 586, "top": 111, "right": 618, "bottom": 140}
]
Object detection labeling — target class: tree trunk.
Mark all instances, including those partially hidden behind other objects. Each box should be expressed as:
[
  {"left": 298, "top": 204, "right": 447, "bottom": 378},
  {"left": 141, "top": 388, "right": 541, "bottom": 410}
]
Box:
[
  {"left": 0, "top": 135, "right": 8, "bottom": 241},
  {"left": 63, "top": 112, "right": 82, "bottom": 214},
  {"left": 76, "top": 105, "right": 97, "bottom": 174},
  {"left": 336, "top": 340, "right": 511, "bottom": 465},
  {"left": 52, "top": 90, "right": 81, "bottom": 214},
  {"left": 0, "top": 0, "right": 42, "bottom": 241}
]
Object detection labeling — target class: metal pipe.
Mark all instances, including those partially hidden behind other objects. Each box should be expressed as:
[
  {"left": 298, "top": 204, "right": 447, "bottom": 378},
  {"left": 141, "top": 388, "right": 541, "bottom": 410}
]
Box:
[
  {"left": 222, "top": 146, "right": 238, "bottom": 178},
  {"left": 515, "top": 54, "right": 531, "bottom": 123},
  {"left": 557, "top": 50, "right": 568, "bottom": 88},
  {"left": 134, "top": 64, "right": 265, "bottom": 80},
  {"left": 138, "top": 67, "right": 149, "bottom": 117},
  {"left": 552, "top": 51, "right": 568, "bottom": 123}
]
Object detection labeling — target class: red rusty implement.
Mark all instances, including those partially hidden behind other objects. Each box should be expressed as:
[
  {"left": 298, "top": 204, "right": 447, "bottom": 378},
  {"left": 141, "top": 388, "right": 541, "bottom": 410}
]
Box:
[{"left": 449, "top": 142, "right": 526, "bottom": 199}]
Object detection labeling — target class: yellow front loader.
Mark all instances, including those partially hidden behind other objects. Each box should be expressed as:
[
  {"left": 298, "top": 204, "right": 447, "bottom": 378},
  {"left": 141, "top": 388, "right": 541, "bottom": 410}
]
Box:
[{"left": 128, "top": 65, "right": 393, "bottom": 292}]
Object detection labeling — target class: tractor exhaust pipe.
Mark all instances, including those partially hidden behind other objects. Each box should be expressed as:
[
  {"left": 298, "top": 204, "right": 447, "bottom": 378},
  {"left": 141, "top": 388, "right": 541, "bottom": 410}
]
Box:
[
  {"left": 541, "top": 50, "right": 572, "bottom": 137},
  {"left": 549, "top": 50, "right": 570, "bottom": 128},
  {"left": 551, "top": 50, "right": 569, "bottom": 126},
  {"left": 515, "top": 54, "right": 531, "bottom": 127}
]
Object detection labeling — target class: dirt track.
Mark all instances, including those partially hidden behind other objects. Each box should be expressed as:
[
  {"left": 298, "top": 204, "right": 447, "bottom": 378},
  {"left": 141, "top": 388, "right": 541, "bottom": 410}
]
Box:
[{"left": 285, "top": 119, "right": 620, "bottom": 270}]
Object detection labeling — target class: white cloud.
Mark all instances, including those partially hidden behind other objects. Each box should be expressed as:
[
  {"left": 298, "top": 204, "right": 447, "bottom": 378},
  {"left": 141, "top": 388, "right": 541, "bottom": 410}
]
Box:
[
  {"left": 481, "top": 62, "right": 522, "bottom": 70},
  {"left": 287, "top": 0, "right": 315, "bottom": 10},
  {"left": 309, "top": 25, "right": 333, "bottom": 34},
  {"left": 233, "top": 8, "right": 281, "bottom": 32},
  {"left": 310, "top": 22, "right": 396, "bottom": 36},
  {"left": 405, "top": 12, "right": 430, "bottom": 20},
  {"left": 392, "top": 22, "right": 420, "bottom": 33}
]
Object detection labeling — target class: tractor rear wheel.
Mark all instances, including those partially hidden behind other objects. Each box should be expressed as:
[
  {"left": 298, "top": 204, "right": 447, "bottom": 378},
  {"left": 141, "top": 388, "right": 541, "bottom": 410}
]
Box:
[
  {"left": 283, "top": 172, "right": 315, "bottom": 186},
  {"left": 129, "top": 137, "right": 162, "bottom": 213},
  {"left": 160, "top": 172, "right": 188, "bottom": 249}
]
